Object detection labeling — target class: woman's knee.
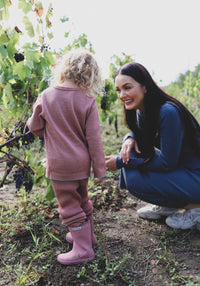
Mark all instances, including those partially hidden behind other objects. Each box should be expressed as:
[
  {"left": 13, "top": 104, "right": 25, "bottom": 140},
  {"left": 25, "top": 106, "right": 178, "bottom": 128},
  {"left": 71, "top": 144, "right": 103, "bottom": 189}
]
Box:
[{"left": 125, "top": 170, "right": 145, "bottom": 190}]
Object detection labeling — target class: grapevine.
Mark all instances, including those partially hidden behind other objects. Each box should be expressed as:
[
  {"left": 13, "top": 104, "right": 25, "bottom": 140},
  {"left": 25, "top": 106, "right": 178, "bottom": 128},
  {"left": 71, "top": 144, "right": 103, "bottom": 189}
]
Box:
[
  {"left": 0, "top": 1, "right": 138, "bottom": 199},
  {"left": 0, "top": 118, "right": 41, "bottom": 192}
]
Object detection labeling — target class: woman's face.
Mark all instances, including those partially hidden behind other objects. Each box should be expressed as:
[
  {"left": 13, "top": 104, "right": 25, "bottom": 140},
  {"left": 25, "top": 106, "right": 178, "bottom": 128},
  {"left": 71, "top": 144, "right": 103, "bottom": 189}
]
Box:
[{"left": 115, "top": 74, "right": 146, "bottom": 111}]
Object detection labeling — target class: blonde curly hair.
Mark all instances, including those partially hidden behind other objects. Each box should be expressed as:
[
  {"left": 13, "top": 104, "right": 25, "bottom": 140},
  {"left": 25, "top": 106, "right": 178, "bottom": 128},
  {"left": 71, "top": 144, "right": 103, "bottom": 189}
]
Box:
[{"left": 50, "top": 49, "right": 102, "bottom": 95}]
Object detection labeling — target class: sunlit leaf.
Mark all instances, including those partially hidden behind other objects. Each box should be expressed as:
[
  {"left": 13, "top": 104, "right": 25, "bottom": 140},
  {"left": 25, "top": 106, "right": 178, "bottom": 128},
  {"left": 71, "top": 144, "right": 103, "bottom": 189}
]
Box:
[
  {"left": 0, "top": 72, "right": 5, "bottom": 83},
  {"left": 47, "top": 32, "right": 53, "bottom": 40},
  {"left": 2, "top": 83, "right": 13, "bottom": 107},
  {"left": 0, "top": 33, "right": 9, "bottom": 44},
  {"left": 35, "top": 1, "right": 43, "bottom": 9},
  {"left": 8, "top": 78, "right": 16, "bottom": 84},
  {"left": 18, "top": 0, "right": 32, "bottom": 14},
  {"left": 0, "top": 0, "right": 11, "bottom": 11},
  {"left": 35, "top": 7, "right": 44, "bottom": 17},
  {"left": 4, "top": 83, "right": 12, "bottom": 100},
  {"left": 46, "top": 3, "right": 53, "bottom": 17},
  {"left": 13, "top": 62, "right": 31, "bottom": 81},
  {"left": 7, "top": 31, "right": 20, "bottom": 55},
  {"left": 25, "top": 49, "right": 41, "bottom": 63},
  {"left": 0, "top": 8, "right": 9, "bottom": 21},
  {"left": 42, "top": 51, "right": 55, "bottom": 65},
  {"left": 39, "top": 35, "right": 44, "bottom": 44},
  {"left": 60, "top": 16, "right": 69, "bottom": 23},
  {"left": 0, "top": 44, "right": 8, "bottom": 58},
  {"left": 6, "top": 43, "right": 18, "bottom": 59},
  {"left": 23, "top": 16, "right": 35, "bottom": 38},
  {"left": 36, "top": 24, "right": 40, "bottom": 34},
  {"left": 64, "top": 32, "right": 69, "bottom": 38},
  {"left": 0, "top": 0, "right": 4, "bottom": 9},
  {"left": 46, "top": 18, "right": 52, "bottom": 28},
  {"left": 24, "top": 49, "right": 41, "bottom": 69},
  {"left": 2, "top": 93, "right": 9, "bottom": 107}
]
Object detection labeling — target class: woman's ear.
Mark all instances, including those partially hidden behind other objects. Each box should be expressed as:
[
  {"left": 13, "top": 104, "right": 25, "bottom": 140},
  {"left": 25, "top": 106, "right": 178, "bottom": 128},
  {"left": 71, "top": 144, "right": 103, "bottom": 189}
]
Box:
[{"left": 143, "top": 86, "right": 147, "bottom": 93}]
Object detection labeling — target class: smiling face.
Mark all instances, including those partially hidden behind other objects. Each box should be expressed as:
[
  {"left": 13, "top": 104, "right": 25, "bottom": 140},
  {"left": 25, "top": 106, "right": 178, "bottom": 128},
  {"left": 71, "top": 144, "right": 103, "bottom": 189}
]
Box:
[{"left": 115, "top": 74, "right": 146, "bottom": 111}]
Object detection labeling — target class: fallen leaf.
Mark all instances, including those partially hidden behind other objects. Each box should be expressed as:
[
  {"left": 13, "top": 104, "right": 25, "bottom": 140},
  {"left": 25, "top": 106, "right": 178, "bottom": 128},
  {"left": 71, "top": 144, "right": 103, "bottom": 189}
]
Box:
[
  {"left": 152, "top": 267, "right": 158, "bottom": 274},
  {"left": 150, "top": 259, "right": 157, "bottom": 265},
  {"left": 52, "top": 227, "right": 59, "bottom": 234}
]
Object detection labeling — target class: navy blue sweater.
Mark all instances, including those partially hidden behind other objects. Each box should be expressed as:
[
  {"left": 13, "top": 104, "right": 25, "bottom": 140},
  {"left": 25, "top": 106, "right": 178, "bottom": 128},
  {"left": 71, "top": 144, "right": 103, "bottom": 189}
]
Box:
[{"left": 116, "top": 103, "right": 200, "bottom": 172}]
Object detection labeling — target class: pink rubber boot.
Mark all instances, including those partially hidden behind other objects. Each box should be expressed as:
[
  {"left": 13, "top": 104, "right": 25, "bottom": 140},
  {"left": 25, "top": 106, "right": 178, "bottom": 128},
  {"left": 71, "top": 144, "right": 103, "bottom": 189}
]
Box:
[
  {"left": 57, "top": 220, "right": 95, "bottom": 265},
  {"left": 66, "top": 213, "right": 97, "bottom": 245}
]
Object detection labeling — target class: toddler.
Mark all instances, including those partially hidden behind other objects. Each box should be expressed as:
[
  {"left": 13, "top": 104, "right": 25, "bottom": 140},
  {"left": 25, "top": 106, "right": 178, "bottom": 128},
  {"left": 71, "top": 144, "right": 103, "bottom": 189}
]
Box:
[{"left": 27, "top": 49, "right": 106, "bottom": 265}]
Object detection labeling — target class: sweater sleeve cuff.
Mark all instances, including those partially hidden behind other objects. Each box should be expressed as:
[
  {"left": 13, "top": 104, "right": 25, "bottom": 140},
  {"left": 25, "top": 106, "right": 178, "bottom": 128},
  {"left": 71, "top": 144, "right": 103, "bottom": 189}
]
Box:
[
  {"left": 116, "top": 156, "right": 124, "bottom": 169},
  {"left": 122, "top": 132, "right": 135, "bottom": 143}
]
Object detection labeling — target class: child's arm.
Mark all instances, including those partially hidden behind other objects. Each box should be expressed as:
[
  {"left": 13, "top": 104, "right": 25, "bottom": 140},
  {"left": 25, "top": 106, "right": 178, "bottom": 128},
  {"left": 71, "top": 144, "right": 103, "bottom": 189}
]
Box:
[
  {"left": 27, "top": 94, "right": 45, "bottom": 138},
  {"left": 85, "top": 99, "right": 106, "bottom": 180}
]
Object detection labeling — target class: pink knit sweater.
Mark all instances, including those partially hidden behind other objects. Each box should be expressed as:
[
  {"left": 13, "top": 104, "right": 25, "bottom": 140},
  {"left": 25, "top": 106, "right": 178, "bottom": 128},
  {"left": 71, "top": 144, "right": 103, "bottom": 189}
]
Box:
[{"left": 27, "top": 86, "right": 106, "bottom": 180}]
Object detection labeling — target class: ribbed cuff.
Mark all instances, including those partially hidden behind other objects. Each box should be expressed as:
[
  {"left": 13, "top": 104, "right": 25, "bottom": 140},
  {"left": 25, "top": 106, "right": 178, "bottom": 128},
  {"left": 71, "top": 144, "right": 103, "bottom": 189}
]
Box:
[{"left": 116, "top": 156, "right": 124, "bottom": 169}]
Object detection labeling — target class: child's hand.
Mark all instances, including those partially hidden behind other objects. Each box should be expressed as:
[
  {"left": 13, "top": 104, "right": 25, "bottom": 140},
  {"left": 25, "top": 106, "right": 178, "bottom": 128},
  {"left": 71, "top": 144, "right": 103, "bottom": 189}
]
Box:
[
  {"left": 94, "top": 177, "right": 104, "bottom": 184},
  {"left": 105, "top": 155, "right": 117, "bottom": 171}
]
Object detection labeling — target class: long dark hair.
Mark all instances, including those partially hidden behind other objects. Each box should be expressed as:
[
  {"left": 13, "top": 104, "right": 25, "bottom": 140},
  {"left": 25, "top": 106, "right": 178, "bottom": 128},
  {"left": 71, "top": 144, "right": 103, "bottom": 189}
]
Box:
[{"left": 116, "top": 62, "right": 200, "bottom": 158}]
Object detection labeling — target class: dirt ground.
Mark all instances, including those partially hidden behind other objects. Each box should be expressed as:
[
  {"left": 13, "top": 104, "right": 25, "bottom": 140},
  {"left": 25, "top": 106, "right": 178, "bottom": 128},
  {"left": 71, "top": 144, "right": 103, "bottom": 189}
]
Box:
[{"left": 1, "top": 169, "right": 200, "bottom": 286}]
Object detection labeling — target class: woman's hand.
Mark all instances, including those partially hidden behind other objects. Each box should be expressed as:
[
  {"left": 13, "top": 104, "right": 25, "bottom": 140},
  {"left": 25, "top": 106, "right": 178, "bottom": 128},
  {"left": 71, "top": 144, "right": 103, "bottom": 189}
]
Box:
[
  {"left": 105, "top": 155, "right": 118, "bottom": 171},
  {"left": 120, "top": 138, "right": 141, "bottom": 164}
]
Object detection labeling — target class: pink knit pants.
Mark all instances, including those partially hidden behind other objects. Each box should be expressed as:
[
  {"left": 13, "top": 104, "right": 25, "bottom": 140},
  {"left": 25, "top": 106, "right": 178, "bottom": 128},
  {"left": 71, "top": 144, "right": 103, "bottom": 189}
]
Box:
[{"left": 51, "top": 178, "right": 93, "bottom": 227}]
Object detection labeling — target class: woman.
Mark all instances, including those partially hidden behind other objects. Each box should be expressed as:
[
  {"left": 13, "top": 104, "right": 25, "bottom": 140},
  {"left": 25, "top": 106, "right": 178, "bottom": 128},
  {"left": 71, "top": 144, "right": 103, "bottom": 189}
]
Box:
[{"left": 105, "top": 62, "right": 200, "bottom": 230}]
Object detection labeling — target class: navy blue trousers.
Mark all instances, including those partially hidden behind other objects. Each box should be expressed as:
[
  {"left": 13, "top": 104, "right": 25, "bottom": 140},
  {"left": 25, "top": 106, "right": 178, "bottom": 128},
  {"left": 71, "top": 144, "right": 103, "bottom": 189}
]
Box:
[{"left": 120, "top": 164, "right": 200, "bottom": 209}]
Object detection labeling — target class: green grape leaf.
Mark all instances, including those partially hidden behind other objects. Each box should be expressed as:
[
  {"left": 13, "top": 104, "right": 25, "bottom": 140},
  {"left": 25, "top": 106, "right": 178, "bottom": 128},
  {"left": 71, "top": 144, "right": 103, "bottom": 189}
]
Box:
[
  {"left": 2, "top": 93, "right": 9, "bottom": 108},
  {"left": 0, "top": 0, "right": 4, "bottom": 9},
  {"left": 0, "top": 0, "right": 11, "bottom": 20},
  {"left": 7, "top": 43, "right": 18, "bottom": 59},
  {"left": 2, "top": 83, "right": 13, "bottom": 107},
  {"left": 13, "top": 62, "right": 31, "bottom": 81},
  {"left": 64, "top": 32, "right": 69, "bottom": 38},
  {"left": 0, "top": 72, "right": 5, "bottom": 83},
  {"left": 0, "top": 44, "right": 8, "bottom": 58},
  {"left": 8, "top": 78, "right": 16, "bottom": 84},
  {"left": 47, "top": 32, "right": 53, "bottom": 40},
  {"left": 25, "top": 49, "right": 41, "bottom": 62},
  {"left": 45, "top": 178, "right": 55, "bottom": 201},
  {"left": 36, "top": 24, "right": 40, "bottom": 34},
  {"left": 39, "top": 35, "right": 44, "bottom": 44},
  {"left": 0, "top": 33, "right": 9, "bottom": 44},
  {"left": 60, "top": 16, "right": 69, "bottom": 23},
  {"left": 43, "top": 51, "right": 55, "bottom": 66},
  {"left": 0, "top": 9, "right": 9, "bottom": 21},
  {"left": 18, "top": 0, "right": 32, "bottom": 14},
  {"left": 24, "top": 49, "right": 41, "bottom": 69},
  {"left": 23, "top": 16, "right": 35, "bottom": 38},
  {"left": 35, "top": 1, "right": 43, "bottom": 9}
]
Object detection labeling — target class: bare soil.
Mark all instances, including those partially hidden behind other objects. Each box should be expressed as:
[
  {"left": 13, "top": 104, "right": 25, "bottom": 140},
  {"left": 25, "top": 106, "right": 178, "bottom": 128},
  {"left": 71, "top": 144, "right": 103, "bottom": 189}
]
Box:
[{"left": 1, "top": 169, "right": 200, "bottom": 286}]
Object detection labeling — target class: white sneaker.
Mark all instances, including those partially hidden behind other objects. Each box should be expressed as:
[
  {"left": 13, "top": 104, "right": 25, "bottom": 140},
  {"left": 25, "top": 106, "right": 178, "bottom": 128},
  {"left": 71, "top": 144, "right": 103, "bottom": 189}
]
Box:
[
  {"left": 166, "top": 208, "right": 200, "bottom": 229},
  {"left": 137, "top": 204, "right": 180, "bottom": 220}
]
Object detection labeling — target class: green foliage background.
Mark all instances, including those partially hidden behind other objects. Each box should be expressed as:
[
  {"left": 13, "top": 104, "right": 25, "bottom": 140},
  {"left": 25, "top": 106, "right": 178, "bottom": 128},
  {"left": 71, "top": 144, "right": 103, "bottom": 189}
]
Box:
[{"left": 165, "top": 65, "right": 200, "bottom": 122}]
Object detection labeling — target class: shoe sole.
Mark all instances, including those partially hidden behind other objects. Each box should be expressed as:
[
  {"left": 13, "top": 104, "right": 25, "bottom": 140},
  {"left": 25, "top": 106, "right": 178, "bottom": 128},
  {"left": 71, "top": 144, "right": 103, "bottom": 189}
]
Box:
[
  {"left": 138, "top": 213, "right": 162, "bottom": 220},
  {"left": 138, "top": 211, "right": 179, "bottom": 220},
  {"left": 166, "top": 223, "right": 195, "bottom": 229},
  {"left": 57, "top": 255, "right": 95, "bottom": 265},
  {"left": 166, "top": 218, "right": 196, "bottom": 230}
]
